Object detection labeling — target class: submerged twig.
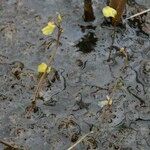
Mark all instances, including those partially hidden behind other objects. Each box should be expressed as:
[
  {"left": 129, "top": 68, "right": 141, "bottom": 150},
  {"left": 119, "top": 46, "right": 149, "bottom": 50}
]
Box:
[
  {"left": 108, "top": 25, "right": 116, "bottom": 61},
  {"left": 124, "top": 8, "right": 150, "bottom": 21},
  {"left": 0, "top": 139, "right": 19, "bottom": 150},
  {"left": 67, "top": 131, "right": 94, "bottom": 150}
]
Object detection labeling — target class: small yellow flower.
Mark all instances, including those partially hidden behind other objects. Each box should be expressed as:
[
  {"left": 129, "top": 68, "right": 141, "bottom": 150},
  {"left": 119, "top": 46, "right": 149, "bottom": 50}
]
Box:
[
  {"left": 41, "top": 22, "right": 56, "bottom": 35},
  {"left": 102, "top": 6, "right": 117, "bottom": 18},
  {"left": 38, "top": 63, "right": 51, "bottom": 73}
]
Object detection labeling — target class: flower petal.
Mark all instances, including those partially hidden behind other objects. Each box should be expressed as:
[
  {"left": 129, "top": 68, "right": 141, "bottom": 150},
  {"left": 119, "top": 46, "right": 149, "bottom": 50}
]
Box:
[
  {"left": 42, "top": 22, "right": 56, "bottom": 35},
  {"left": 38, "top": 63, "right": 51, "bottom": 73},
  {"left": 102, "top": 6, "right": 117, "bottom": 18}
]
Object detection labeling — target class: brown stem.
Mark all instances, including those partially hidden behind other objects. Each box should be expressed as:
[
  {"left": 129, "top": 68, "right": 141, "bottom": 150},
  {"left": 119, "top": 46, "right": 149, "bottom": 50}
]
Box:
[
  {"left": 84, "top": 0, "right": 95, "bottom": 22},
  {"left": 108, "top": 25, "right": 116, "bottom": 61},
  {"left": 109, "top": 0, "right": 126, "bottom": 25},
  {"left": 0, "top": 139, "right": 18, "bottom": 150}
]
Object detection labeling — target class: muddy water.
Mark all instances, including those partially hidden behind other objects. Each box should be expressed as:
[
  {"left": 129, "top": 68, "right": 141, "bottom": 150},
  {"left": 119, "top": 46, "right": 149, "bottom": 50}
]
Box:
[{"left": 0, "top": 0, "right": 150, "bottom": 150}]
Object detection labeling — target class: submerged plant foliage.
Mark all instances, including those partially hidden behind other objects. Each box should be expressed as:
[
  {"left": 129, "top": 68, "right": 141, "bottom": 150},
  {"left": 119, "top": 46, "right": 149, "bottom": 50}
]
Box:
[{"left": 102, "top": 6, "right": 117, "bottom": 18}]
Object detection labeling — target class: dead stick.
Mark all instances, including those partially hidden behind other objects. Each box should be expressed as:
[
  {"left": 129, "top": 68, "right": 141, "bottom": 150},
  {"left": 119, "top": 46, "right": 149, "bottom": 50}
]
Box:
[
  {"left": 0, "top": 139, "right": 18, "bottom": 149},
  {"left": 67, "top": 131, "right": 94, "bottom": 150},
  {"left": 124, "top": 8, "right": 150, "bottom": 21}
]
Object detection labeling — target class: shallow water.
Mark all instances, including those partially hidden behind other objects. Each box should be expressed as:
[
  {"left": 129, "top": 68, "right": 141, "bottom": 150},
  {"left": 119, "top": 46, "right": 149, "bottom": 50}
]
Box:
[{"left": 0, "top": 0, "right": 150, "bottom": 149}]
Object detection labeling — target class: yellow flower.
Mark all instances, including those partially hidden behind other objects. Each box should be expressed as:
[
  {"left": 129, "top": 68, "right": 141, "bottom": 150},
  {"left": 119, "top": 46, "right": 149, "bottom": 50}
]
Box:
[
  {"left": 38, "top": 63, "right": 51, "bottom": 73},
  {"left": 41, "top": 22, "right": 56, "bottom": 35},
  {"left": 102, "top": 6, "right": 117, "bottom": 18}
]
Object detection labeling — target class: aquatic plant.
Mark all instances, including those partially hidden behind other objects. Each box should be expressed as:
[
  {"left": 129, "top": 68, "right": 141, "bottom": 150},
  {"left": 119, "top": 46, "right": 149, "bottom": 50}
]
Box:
[{"left": 26, "top": 13, "right": 63, "bottom": 115}]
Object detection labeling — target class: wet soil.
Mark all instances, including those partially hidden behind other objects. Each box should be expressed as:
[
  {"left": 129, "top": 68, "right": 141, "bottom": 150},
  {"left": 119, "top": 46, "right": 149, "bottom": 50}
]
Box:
[{"left": 0, "top": 0, "right": 150, "bottom": 150}]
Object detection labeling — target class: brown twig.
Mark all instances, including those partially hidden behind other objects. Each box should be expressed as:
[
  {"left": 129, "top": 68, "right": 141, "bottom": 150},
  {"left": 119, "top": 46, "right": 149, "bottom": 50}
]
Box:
[
  {"left": 83, "top": 0, "right": 95, "bottom": 22},
  {"left": 108, "top": 25, "right": 116, "bottom": 61},
  {"left": 109, "top": 0, "right": 127, "bottom": 25},
  {"left": 67, "top": 131, "right": 94, "bottom": 150},
  {"left": 124, "top": 8, "right": 150, "bottom": 21},
  {"left": 0, "top": 139, "right": 19, "bottom": 150}
]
